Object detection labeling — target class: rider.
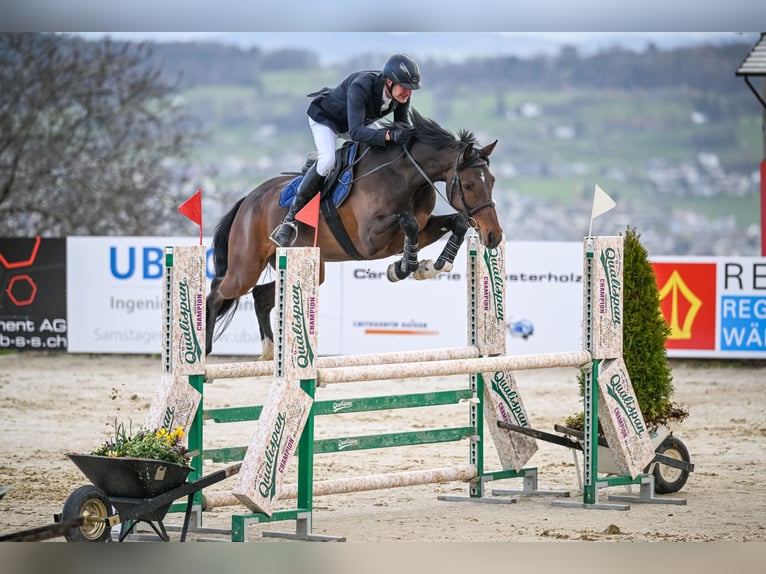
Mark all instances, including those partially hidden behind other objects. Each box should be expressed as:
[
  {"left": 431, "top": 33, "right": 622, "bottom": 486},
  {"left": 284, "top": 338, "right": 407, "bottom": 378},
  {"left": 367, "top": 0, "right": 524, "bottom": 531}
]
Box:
[{"left": 270, "top": 53, "right": 422, "bottom": 248}]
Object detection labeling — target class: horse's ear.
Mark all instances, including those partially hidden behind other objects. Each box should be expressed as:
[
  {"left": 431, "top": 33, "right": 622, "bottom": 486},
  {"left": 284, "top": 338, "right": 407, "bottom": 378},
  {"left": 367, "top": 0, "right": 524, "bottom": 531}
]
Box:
[
  {"left": 461, "top": 143, "right": 474, "bottom": 161},
  {"left": 480, "top": 140, "right": 498, "bottom": 158}
]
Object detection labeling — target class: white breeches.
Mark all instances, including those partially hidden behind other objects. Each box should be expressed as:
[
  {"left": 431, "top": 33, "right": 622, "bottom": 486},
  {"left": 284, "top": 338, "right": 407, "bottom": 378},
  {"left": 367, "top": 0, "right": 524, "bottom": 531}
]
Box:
[
  {"left": 308, "top": 117, "right": 383, "bottom": 177},
  {"left": 309, "top": 118, "right": 338, "bottom": 177}
]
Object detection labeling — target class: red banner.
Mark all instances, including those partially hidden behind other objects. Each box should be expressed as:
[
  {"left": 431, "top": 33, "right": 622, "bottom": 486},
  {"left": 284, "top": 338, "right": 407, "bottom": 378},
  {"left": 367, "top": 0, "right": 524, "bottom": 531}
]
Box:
[{"left": 652, "top": 262, "right": 717, "bottom": 350}]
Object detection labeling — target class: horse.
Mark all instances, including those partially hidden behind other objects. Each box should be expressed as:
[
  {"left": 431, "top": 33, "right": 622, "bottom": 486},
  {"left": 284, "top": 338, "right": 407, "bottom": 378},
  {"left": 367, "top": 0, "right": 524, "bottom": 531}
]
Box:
[{"left": 205, "top": 109, "right": 502, "bottom": 359}]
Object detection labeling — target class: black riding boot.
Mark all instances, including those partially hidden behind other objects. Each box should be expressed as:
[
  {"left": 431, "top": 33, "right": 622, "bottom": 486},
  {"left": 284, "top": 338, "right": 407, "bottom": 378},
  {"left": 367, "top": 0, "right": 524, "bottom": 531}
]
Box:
[{"left": 270, "top": 164, "right": 325, "bottom": 248}]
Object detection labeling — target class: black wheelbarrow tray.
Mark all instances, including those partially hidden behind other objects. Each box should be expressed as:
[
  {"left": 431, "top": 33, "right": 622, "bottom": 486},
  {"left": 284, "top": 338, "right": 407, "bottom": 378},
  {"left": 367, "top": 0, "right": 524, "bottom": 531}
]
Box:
[{"left": 49, "top": 454, "right": 241, "bottom": 542}]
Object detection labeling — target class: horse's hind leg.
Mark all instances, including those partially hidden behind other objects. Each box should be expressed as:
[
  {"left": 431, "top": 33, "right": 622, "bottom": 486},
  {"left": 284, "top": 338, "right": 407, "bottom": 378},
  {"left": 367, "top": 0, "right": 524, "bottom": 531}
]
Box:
[
  {"left": 252, "top": 282, "right": 276, "bottom": 361},
  {"left": 387, "top": 213, "right": 421, "bottom": 282},
  {"left": 413, "top": 213, "right": 469, "bottom": 280},
  {"left": 205, "top": 277, "right": 224, "bottom": 355}
]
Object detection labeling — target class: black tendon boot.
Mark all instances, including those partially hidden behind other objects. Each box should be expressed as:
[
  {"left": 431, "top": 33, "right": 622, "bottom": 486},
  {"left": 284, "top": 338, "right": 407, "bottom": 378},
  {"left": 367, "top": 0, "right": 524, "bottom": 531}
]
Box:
[{"left": 270, "top": 164, "right": 325, "bottom": 247}]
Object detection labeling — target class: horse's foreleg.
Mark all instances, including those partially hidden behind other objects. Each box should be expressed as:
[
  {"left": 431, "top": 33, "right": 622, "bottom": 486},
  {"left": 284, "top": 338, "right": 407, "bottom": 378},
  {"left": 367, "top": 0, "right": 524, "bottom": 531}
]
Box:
[
  {"left": 433, "top": 213, "right": 469, "bottom": 271},
  {"left": 414, "top": 214, "right": 469, "bottom": 280},
  {"left": 252, "top": 282, "right": 276, "bottom": 361},
  {"left": 387, "top": 213, "right": 420, "bottom": 282}
]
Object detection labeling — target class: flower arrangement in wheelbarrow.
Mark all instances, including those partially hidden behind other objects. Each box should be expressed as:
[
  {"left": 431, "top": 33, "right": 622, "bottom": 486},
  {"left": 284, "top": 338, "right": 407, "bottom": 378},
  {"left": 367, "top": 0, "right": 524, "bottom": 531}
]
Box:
[
  {"left": 90, "top": 421, "right": 193, "bottom": 467},
  {"left": 59, "top": 421, "right": 196, "bottom": 542}
]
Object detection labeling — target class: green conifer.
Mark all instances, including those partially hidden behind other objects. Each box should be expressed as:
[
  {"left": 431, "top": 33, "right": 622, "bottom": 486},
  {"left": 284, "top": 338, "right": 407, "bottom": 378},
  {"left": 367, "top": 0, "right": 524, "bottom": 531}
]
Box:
[{"left": 622, "top": 226, "right": 683, "bottom": 425}]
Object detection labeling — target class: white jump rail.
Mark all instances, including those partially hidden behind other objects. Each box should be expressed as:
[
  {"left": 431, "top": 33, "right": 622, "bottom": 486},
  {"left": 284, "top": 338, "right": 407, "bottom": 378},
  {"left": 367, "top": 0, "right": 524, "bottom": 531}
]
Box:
[
  {"left": 316, "top": 351, "right": 592, "bottom": 385},
  {"left": 204, "top": 464, "right": 478, "bottom": 509},
  {"left": 204, "top": 345, "right": 481, "bottom": 380}
]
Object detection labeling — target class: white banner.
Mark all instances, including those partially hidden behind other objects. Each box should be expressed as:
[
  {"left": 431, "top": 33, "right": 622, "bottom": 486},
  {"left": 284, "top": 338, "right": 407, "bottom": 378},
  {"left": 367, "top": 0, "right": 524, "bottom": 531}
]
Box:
[{"left": 66, "top": 236, "right": 585, "bottom": 356}]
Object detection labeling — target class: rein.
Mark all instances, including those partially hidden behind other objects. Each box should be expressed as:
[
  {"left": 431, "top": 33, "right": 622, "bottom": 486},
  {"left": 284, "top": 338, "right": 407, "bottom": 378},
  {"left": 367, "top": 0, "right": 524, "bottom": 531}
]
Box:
[
  {"left": 347, "top": 147, "right": 405, "bottom": 181},
  {"left": 347, "top": 142, "right": 495, "bottom": 220},
  {"left": 402, "top": 145, "right": 495, "bottom": 218}
]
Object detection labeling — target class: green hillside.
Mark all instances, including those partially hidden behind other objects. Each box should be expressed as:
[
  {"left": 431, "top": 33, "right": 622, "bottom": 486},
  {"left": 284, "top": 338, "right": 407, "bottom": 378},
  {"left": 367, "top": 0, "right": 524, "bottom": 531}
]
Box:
[
  {"left": 181, "top": 82, "right": 761, "bottom": 228},
  {"left": 143, "top": 38, "right": 763, "bottom": 254}
]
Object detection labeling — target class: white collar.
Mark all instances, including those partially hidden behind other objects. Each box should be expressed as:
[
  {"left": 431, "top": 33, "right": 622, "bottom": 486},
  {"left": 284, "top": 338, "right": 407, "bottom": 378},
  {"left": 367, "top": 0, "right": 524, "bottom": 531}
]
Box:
[{"left": 381, "top": 84, "right": 392, "bottom": 112}]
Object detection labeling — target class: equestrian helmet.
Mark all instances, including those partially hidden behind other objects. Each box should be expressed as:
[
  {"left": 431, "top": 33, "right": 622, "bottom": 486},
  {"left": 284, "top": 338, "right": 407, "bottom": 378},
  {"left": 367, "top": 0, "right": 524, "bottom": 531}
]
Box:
[{"left": 383, "top": 54, "right": 421, "bottom": 90}]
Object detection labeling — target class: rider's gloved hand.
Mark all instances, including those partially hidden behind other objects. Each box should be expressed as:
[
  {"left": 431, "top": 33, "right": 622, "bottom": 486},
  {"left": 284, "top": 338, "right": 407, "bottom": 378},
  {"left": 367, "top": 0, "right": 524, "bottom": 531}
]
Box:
[{"left": 389, "top": 130, "right": 403, "bottom": 144}]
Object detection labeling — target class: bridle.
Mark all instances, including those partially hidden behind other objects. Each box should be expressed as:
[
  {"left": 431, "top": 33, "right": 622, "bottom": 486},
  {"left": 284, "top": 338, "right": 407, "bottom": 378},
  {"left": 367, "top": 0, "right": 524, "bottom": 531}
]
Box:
[
  {"left": 349, "top": 142, "right": 496, "bottom": 219},
  {"left": 403, "top": 145, "right": 495, "bottom": 218},
  {"left": 445, "top": 150, "right": 496, "bottom": 217}
]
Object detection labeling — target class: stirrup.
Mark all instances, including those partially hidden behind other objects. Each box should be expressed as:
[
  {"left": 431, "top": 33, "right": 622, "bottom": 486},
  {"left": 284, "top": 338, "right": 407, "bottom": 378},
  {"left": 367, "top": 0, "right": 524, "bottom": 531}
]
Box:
[{"left": 269, "top": 221, "right": 299, "bottom": 248}]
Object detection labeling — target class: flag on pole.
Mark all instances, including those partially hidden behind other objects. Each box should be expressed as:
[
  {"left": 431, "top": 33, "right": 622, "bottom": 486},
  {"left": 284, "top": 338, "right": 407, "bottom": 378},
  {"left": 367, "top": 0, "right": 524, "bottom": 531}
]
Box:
[
  {"left": 589, "top": 184, "right": 616, "bottom": 236},
  {"left": 295, "top": 192, "right": 321, "bottom": 247},
  {"left": 179, "top": 188, "right": 203, "bottom": 245}
]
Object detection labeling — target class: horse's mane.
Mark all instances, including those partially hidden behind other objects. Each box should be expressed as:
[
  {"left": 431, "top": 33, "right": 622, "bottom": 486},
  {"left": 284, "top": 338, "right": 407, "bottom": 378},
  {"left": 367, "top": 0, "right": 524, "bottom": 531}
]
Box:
[{"left": 388, "top": 108, "right": 478, "bottom": 150}]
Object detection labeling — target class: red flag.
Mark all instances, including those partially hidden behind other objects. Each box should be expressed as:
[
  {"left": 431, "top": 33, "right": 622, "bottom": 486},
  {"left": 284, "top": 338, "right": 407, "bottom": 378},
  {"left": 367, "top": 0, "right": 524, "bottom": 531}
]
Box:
[
  {"left": 179, "top": 188, "right": 202, "bottom": 225},
  {"left": 295, "top": 192, "right": 321, "bottom": 247},
  {"left": 179, "top": 188, "right": 203, "bottom": 244}
]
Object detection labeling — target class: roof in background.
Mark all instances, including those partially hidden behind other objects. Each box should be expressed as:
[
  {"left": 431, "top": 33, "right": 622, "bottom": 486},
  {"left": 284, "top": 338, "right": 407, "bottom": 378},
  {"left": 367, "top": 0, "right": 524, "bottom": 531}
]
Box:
[
  {"left": 736, "top": 32, "right": 766, "bottom": 109},
  {"left": 736, "top": 32, "right": 766, "bottom": 77}
]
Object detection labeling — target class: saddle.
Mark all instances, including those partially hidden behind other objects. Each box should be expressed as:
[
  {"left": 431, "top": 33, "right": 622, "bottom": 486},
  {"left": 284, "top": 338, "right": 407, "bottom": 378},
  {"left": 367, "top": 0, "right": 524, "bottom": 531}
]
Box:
[
  {"left": 279, "top": 142, "right": 365, "bottom": 259},
  {"left": 279, "top": 141, "right": 359, "bottom": 208}
]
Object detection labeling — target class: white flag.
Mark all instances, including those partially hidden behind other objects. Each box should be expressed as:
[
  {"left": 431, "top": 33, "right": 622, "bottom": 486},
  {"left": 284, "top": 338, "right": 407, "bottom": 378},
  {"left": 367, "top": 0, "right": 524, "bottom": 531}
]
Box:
[{"left": 591, "top": 184, "right": 616, "bottom": 220}]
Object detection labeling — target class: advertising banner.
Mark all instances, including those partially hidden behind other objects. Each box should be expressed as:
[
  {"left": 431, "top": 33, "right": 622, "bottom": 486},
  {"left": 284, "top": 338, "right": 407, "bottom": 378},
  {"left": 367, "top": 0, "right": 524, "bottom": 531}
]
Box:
[
  {"left": 146, "top": 372, "right": 202, "bottom": 436},
  {"left": 65, "top": 237, "right": 343, "bottom": 355},
  {"left": 472, "top": 237, "right": 506, "bottom": 356},
  {"left": 653, "top": 256, "right": 766, "bottom": 358},
  {"left": 231, "top": 378, "right": 313, "bottom": 515},
  {"left": 67, "top": 237, "right": 582, "bottom": 356},
  {"left": 0, "top": 237, "right": 67, "bottom": 351},
  {"left": 336, "top": 239, "right": 583, "bottom": 356},
  {"left": 596, "top": 358, "right": 655, "bottom": 478},
  {"left": 482, "top": 370, "right": 538, "bottom": 471},
  {"left": 162, "top": 245, "right": 206, "bottom": 376},
  {"left": 585, "top": 236, "right": 624, "bottom": 360},
  {"left": 504, "top": 241, "right": 583, "bottom": 355},
  {"left": 50, "top": 236, "right": 766, "bottom": 359},
  {"left": 64, "top": 237, "right": 585, "bottom": 356}
]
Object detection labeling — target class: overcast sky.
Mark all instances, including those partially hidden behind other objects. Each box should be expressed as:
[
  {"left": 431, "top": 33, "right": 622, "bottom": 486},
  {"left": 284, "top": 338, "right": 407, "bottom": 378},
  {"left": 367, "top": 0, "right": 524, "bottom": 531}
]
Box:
[
  {"left": 3, "top": 1, "right": 765, "bottom": 32},
  {"left": 68, "top": 32, "right": 759, "bottom": 65}
]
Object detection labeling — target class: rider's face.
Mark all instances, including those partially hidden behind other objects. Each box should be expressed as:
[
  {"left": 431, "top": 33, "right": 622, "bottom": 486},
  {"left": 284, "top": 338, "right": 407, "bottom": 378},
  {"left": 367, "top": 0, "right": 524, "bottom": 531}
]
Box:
[{"left": 388, "top": 81, "right": 412, "bottom": 104}]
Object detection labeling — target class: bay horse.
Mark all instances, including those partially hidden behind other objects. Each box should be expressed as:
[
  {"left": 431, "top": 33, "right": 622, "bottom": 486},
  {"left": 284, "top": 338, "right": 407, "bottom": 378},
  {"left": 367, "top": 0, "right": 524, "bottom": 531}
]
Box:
[{"left": 205, "top": 109, "right": 502, "bottom": 359}]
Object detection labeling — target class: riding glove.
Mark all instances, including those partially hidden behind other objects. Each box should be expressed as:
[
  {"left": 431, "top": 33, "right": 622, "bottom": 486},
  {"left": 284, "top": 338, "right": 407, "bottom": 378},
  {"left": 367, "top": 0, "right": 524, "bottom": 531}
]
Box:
[{"left": 389, "top": 130, "right": 403, "bottom": 144}]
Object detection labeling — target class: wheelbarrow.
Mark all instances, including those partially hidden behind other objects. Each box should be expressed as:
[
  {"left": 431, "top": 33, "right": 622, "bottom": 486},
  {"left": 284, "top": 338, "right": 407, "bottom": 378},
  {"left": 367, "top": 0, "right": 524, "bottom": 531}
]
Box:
[
  {"left": 498, "top": 421, "right": 694, "bottom": 494},
  {"left": 0, "top": 455, "right": 240, "bottom": 542},
  {"left": 58, "top": 454, "right": 242, "bottom": 542}
]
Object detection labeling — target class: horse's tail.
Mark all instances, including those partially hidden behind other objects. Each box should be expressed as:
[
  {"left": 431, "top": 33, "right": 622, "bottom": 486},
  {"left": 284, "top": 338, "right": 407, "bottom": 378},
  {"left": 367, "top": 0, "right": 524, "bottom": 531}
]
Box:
[
  {"left": 210, "top": 197, "right": 247, "bottom": 339},
  {"left": 212, "top": 197, "right": 246, "bottom": 278}
]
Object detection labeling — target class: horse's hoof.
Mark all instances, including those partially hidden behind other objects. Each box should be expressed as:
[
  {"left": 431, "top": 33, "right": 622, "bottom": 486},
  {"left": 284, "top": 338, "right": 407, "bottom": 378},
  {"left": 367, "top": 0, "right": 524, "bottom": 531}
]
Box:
[
  {"left": 261, "top": 338, "right": 274, "bottom": 361},
  {"left": 412, "top": 260, "right": 434, "bottom": 280},
  {"left": 413, "top": 260, "right": 453, "bottom": 280},
  {"left": 387, "top": 263, "right": 401, "bottom": 282},
  {"left": 413, "top": 260, "right": 434, "bottom": 280}
]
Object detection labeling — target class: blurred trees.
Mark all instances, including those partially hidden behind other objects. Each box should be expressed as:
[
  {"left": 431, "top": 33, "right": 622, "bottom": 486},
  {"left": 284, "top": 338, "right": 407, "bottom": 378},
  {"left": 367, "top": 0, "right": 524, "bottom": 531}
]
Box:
[{"left": 0, "top": 33, "right": 201, "bottom": 236}]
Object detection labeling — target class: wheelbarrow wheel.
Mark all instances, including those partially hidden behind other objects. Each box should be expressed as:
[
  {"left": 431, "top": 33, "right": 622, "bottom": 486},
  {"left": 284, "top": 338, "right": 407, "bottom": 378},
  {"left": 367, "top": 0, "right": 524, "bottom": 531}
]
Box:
[
  {"left": 653, "top": 435, "right": 691, "bottom": 494},
  {"left": 61, "top": 485, "right": 113, "bottom": 542}
]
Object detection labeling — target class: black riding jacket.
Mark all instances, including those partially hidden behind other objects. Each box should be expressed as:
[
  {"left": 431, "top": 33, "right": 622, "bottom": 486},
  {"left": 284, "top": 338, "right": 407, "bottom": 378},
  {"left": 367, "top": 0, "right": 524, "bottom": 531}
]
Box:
[{"left": 306, "top": 71, "right": 410, "bottom": 148}]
